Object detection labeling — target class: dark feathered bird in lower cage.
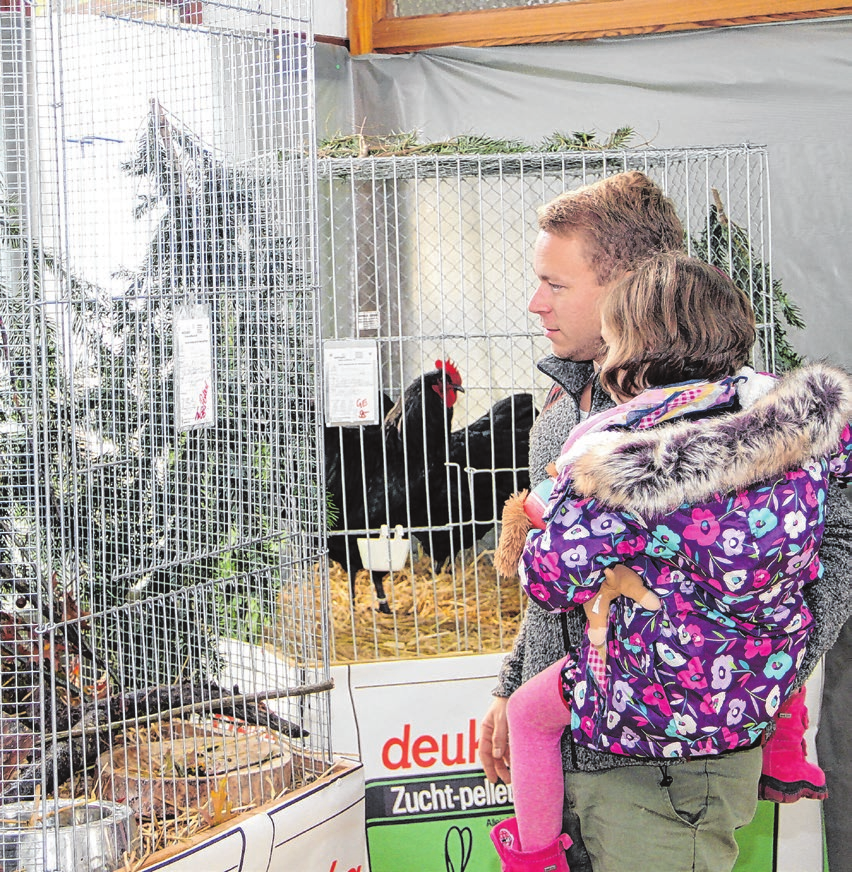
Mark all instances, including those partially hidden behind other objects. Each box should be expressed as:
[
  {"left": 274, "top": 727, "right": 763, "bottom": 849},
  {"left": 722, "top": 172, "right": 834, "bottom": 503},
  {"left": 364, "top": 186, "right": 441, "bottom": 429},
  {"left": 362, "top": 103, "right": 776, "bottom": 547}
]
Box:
[
  {"left": 414, "top": 392, "right": 535, "bottom": 569},
  {"left": 324, "top": 359, "right": 463, "bottom": 612}
]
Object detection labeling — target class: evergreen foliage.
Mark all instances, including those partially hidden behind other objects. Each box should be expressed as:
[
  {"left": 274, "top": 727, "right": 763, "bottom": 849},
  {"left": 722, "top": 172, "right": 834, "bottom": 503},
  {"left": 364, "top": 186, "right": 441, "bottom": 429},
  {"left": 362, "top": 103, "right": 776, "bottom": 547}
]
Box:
[
  {"left": 692, "top": 189, "right": 804, "bottom": 373},
  {"left": 317, "top": 127, "right": 636, "bottom": 158}
]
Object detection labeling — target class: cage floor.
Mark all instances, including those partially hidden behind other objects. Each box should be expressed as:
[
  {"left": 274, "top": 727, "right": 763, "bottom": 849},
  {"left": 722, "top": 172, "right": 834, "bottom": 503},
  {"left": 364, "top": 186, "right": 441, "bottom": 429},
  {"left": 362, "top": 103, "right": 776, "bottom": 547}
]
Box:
[{"left": 42, "top": 718, "right": 327, "bottom": 867}]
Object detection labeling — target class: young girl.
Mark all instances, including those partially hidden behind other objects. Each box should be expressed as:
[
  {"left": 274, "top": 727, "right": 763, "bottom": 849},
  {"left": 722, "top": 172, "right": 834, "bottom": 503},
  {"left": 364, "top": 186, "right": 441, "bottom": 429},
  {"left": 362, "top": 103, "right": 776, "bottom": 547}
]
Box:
[{"left": 490, "top": 252, "right": 852, "bottom": 872}]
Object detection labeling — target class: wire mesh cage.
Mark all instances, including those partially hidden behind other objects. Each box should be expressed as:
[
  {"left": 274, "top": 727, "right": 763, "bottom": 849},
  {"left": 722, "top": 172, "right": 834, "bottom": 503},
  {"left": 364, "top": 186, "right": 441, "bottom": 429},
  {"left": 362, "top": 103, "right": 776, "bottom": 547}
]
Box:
[
  {"left": 0, "top": 0, "right": 328, "bottom": 866},
  {"left": 318, "top": 144, "right": 777, "bottom": 663}
]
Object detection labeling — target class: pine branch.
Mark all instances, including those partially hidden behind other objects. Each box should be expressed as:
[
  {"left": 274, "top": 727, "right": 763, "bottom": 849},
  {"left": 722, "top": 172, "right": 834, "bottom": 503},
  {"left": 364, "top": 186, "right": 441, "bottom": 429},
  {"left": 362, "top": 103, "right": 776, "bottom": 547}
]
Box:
[
  {"left": 697, "top": 190, "right": 804, "bottom": 372},
  {"left": 317, "top": 127, "right": 637, "bottom": 159}
]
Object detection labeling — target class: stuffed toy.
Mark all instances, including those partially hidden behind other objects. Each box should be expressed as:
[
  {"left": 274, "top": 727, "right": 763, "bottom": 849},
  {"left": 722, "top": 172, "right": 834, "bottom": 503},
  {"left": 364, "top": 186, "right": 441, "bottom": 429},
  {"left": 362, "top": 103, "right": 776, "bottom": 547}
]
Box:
[{"left": 492, "top": 465, "right": 557, "bottom": 579}]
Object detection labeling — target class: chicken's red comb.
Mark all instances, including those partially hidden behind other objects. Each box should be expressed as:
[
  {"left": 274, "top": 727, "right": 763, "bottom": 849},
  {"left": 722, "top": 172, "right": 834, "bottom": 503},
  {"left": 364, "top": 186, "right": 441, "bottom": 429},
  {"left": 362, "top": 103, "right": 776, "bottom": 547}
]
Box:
[{"left": 435, "top": 358, "right": 462, "bottom": 386}]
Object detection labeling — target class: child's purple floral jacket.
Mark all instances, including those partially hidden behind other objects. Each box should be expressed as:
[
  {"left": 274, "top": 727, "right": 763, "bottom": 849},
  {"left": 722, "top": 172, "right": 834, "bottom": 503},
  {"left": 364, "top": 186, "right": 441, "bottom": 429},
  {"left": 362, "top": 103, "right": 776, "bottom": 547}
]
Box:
[{"left": 520, "top": 364, "right": 852, "bottom": 759}]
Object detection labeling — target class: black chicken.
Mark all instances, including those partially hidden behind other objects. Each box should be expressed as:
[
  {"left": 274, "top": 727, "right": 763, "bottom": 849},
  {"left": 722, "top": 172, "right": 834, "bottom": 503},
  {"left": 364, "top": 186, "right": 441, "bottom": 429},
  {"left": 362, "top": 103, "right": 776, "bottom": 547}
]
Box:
[
  {"left": 413, "top": 393, "right": 535, "bottom": 569},
  {"left": 324, "top": 360, "right": 464, "bottom": 612}
]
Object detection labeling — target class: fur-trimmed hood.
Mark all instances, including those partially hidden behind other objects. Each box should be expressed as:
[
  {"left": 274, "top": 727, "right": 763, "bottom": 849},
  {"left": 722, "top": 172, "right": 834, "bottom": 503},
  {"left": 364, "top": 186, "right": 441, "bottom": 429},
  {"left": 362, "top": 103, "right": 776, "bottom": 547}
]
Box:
[{"left": 570, "top": 362, "right": 852, "bottom": 517}]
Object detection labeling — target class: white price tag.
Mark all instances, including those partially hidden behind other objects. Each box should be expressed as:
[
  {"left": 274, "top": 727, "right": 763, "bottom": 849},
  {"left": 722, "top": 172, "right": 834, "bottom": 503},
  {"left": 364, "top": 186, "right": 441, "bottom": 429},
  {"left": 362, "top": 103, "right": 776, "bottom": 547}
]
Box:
[
  {"left": 174, "top": 304, "right": 216, "bottom": 432},
  {"left": 324, "top": 340, "right": 380, "bottom": 427}
]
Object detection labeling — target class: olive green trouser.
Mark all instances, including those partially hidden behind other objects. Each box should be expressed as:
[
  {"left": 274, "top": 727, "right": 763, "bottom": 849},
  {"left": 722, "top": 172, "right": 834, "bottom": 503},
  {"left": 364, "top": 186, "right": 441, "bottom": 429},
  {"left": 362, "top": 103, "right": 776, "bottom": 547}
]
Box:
[{"left": 565, "top": 745, "right": 762, "bottom": 872}]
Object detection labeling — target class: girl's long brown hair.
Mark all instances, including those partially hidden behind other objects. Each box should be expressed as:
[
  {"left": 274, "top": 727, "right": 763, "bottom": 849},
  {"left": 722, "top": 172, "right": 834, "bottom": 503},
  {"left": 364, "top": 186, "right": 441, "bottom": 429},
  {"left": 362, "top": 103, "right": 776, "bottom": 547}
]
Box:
[{"left": 599, "top": 252, "right": 757, "bottom": 399}]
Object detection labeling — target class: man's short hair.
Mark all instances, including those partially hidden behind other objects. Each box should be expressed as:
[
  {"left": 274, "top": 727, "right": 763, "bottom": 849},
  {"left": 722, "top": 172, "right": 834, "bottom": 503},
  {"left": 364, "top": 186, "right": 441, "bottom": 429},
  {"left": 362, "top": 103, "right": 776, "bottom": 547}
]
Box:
[
  {"left": 599, "top": 251, "right": 757, "bottom": 398},
  {"left": 537, "top": 171, "right": 684, "bottom": 284}
]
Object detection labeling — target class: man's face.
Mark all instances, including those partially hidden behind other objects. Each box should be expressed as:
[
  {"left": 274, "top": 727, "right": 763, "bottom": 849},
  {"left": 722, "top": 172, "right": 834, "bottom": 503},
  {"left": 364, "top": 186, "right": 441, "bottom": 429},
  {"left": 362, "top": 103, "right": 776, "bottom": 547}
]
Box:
[{"left": 528, "top": 230, "right": 612, "bottom": 362}]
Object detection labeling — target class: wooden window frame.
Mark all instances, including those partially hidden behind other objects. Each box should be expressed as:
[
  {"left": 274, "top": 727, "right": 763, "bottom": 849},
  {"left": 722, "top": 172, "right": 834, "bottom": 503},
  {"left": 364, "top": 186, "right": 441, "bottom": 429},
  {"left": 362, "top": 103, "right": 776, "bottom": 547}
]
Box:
[{"left": 348, "top": 0, "right": 852, "bottom": 55}]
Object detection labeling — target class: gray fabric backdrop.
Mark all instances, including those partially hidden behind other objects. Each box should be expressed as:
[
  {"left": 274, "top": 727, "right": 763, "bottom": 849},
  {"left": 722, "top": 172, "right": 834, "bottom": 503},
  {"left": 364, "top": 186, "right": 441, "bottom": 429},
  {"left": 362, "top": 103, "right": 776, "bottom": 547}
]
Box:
[{"left": 316, "top": 17, "right": 852, "bottom": 369}]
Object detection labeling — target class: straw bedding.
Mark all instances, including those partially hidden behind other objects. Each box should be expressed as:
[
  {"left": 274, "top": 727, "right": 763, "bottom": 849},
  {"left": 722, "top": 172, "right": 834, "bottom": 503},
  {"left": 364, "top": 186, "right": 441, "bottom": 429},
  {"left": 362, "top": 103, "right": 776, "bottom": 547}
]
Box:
[{"left": 324, "top": 548, "right": 524, "bottom": 663}]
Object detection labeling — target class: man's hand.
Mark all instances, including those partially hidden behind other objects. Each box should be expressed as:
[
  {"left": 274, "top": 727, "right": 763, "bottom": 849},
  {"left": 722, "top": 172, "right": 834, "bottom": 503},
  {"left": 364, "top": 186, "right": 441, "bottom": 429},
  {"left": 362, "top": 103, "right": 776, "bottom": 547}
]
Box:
[{"left": 479, "top": 696, "right": 511, "bottom": 784}]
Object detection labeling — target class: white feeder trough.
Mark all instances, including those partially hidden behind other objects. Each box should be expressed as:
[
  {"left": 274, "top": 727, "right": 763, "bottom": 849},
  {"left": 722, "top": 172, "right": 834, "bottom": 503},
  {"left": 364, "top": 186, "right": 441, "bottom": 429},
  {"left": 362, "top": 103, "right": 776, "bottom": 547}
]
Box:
[
  {"left": 357, "top": 524, "right": 409, "bottom": 572},
  {"left": 0, "top": 799, "right": 137, "bottom": 872}
]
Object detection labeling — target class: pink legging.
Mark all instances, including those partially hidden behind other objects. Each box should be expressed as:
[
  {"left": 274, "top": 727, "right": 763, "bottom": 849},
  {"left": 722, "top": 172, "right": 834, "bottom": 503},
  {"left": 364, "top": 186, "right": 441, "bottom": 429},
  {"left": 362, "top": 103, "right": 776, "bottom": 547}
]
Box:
[{"left": 505, "top": 659, "right": 573, "bottom": 851}]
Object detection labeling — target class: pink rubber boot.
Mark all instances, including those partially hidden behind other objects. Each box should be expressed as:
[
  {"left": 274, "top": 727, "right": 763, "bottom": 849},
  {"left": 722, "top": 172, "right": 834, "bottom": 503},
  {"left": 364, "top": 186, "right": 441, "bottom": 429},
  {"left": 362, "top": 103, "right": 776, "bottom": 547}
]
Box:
[
  {"left": 490, "top": 817, "right": 572, "bottom": 872},
  {"left": 758, "top": 685, "right": 828, "bottom": 803}
]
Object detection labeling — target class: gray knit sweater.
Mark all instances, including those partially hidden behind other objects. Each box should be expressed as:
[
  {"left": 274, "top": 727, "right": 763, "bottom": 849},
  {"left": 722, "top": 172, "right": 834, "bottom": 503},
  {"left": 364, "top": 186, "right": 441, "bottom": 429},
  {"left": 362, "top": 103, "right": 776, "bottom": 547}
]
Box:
[{"left": 494, "top": 355, "right": 852, "bottom": 773}]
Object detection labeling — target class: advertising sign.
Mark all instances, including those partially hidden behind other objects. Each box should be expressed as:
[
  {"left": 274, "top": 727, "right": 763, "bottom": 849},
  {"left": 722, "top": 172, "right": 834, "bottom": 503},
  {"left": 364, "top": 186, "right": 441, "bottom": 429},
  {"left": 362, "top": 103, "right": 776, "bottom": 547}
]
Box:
[{"left": 330, "top": 655, "right": 511, "bottom": 872}]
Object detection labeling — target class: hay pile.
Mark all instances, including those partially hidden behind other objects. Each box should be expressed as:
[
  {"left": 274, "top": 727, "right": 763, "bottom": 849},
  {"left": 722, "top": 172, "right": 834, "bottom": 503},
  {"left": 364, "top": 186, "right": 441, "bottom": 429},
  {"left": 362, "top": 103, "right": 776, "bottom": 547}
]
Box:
[
  {"left": 325, "top": 548, "right": 524, "bottom": 663},
  {"left": 50, "top": 720, "right": 327, "bottom": 871}
]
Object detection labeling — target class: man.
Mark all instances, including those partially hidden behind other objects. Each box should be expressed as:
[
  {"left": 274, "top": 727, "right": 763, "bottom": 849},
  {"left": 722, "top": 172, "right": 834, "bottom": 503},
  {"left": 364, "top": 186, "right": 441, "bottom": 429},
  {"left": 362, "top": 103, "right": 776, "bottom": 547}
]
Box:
[{"left": 479, "top": 171, "right": 852, "bottom": 872}]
